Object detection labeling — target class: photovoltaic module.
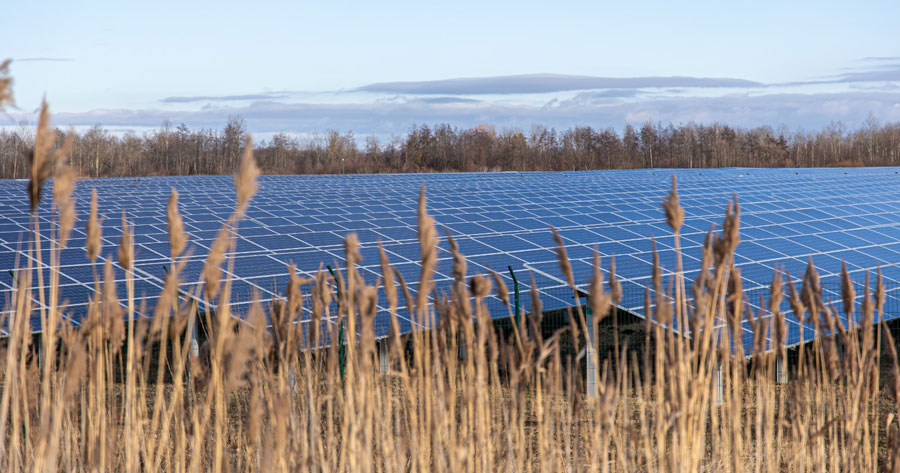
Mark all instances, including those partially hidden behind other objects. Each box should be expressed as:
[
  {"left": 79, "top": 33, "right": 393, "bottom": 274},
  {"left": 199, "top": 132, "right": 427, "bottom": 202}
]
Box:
[{"left": 2, "top": 167, "right": 900, "bottom": 349}]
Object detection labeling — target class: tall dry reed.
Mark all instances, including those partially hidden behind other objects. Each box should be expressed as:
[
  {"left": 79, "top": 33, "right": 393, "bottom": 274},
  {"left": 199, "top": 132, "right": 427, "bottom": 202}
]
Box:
[{"left": 0, "top": 60, "right": 898, "bottom": 472}]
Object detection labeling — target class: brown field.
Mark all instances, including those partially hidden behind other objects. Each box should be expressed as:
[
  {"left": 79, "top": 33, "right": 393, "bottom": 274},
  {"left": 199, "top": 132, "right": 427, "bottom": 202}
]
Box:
[{"left": 2, "top": 58, "right": 900, "bottom": 472}]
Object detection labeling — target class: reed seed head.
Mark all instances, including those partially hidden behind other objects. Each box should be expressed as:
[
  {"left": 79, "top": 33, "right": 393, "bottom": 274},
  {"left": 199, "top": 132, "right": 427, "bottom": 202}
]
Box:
[
  {"left": 52, "top": 151, "right": 77, "bottom": 248},
  {"left": 85, "top": 188, "right": 102, "bottom": 262},
  {"left": 28, "top": 100, "right": 54, "bottom": 211},
  {"left": 344, "top": 233, "right": 361, "bottom": 269},
  {"left": 285, "top": 264, "right": 304, "bottom": 317},
  {"left": 589, "top": 248, "right": 611, "bottom": 321},
  {"left": 234, "top": 136, "right": 259, "bottom": 218},
  {"left": 528, "top": 272, "right": 542, "bottom": 322},
  {"left": 714, "top": 198, "right": 741, "bottom": 267},
  {"left": 118, "top": 212, "right": 133, "bottom": 270},
  {"left": 445, "top": 231, "right": 467, "bottom": 284},
  {"left": 358, "top": 285, "right": 378, "bottom": 320},
  {"left": 861, "top": 270, "right": 874, "bottom": 328},
  {"left": 167, "top": 188, "right": 187, "bottom": 260},
  {"left": 727, "top": 266, "right": 744, "bottom": 326},
  {"left": 770, "top": 268, "right": 787, "bottom": 356},
  {"left": 203, "top": 224, "right": 231, "bottom": 301},
  {"left": 490, "top": 270, "right": 509, "bottom": 307},
  {"left": 801, "top": 257, "right": 822, "bottom": 318},
  {"left": 768, "top": 266, "right": 784, "bottom": 315},
  {"left": 416, "top": 184, "right": 438, "bottom": 315},
  {"left": 662, "top": 175, "right": 685, "bottom": 233},
  {"left": 840, "top": 261, "right": 855, "bottom": 316},
  {"left": 102, "top": 258, "right": 125, "bottom": 347},
  {"left": 0, "top": 59, "right": 13, "bottom": 110},
  {"left": 378, "top": 242, "right": 398, "bottom": 312},
  {"left": 785, "top": 274, "right": 806, "bottom": 323},
  {"left": 551, "top": 227, "right": 575, "bottom": 290},
  {"left": 470, "top": 274, "right": 492, "bottom": 299},
  {"left": 608, "top": 255, "right": 622, "bottom": 305}
]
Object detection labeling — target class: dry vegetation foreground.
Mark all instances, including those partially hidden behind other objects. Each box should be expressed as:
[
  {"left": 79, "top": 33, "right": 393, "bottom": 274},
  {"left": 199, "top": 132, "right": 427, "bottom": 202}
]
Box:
[{"left": 2, "top": 59, "right": 900, "bottom": 472}]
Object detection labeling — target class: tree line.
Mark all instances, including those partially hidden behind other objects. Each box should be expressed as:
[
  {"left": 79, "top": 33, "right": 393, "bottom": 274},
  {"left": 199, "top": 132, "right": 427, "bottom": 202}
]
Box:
[{"left": 1, "top": 116, "right": 899, "bottom": 178}]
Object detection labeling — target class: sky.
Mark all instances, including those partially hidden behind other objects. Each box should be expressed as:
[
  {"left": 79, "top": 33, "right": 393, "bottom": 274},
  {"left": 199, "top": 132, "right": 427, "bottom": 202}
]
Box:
[{"left": 3, "top": 0, "right": 900, "bottom": 139}]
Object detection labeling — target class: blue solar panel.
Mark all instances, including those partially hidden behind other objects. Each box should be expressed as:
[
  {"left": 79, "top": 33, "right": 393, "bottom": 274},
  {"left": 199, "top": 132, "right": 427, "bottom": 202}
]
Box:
[
  {"left": 508, "top": 248, "right": 557, "bottom": 263},
  {"left": 3, "top": 167, "right": 900, "bottom": 347},
  {"left": 788, "top": 234, "right": 846, "bottom": 252}
]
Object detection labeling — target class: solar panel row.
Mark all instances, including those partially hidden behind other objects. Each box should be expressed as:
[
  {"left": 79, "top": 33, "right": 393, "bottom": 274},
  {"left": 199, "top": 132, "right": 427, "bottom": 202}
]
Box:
[{"left": 1, "top": 167, "right": 900, "bottom": 350}]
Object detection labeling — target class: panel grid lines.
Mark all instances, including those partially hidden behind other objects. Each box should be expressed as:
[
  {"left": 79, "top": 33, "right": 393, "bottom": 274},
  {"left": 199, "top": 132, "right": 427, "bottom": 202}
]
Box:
[{"left": 3, "top": 167, "right": 900, "bottom": 347}]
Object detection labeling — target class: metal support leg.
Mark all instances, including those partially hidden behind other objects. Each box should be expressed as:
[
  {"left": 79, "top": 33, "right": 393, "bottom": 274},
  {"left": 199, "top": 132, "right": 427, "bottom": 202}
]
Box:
[
  {"left": 190, "top": 318, "right": 199, "bottom": 359},
  {"left": 35, "top": 334, "right": 43, "bottom": 370},
  {"left": 585, "top": 307, "right": 598, "bottom": 398},
  {"left": 776, "top": 355, "right": 788, "bottom": 384},
  {"left": 715, "top": 364, "right": 724, "bottom": 406},
  {"left": 378, "top": 339, "right": 389, "bottom": 375}
]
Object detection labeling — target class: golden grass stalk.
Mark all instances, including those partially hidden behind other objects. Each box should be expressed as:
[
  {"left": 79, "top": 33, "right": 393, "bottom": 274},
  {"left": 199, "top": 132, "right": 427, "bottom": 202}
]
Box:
[
  {"left": 662, "top": 175, "right": 684, "bottom": 233},
  {"left": 0, "top": 59, "right": 13, "bottom": 110},
  {"left": 167, "top": 188, "right": 187, "bottom": 260},
  {"left": 118, "top": 212, "right": 133, "bottom": 271},
  {"left": 85, "top": 189, "right": 102, "bottom": 262},
  {"left": 234, "top": 136, "right": 260, "bottom": 219},
  {"left": 1, "top": 101, "right": 898, "bottom": 473},
  {"left": 28, "top": 100, "right": 54, "bottom": 211}
]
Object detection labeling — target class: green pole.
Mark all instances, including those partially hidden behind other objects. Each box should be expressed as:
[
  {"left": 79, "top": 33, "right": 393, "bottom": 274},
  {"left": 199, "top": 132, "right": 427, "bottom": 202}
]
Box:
[
  {"left": 327, "top": 265, "right": 346, "bottom": 383},
  {"left": 507, "top": 266, "right": 520, "bottom": 327}
]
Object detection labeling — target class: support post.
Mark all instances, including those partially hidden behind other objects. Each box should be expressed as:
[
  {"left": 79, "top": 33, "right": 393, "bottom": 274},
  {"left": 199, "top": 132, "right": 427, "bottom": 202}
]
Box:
[
  {"left": 585, "top": 305, "right": 598, "bottom": 398},
  {"left": 776, "top": 355, "right": 788, "bottom": 384},
  {"left": 715, "top": 363, "right": 724, "bottom": 406},
  {"left": 377, "top": 339, "right": 389, "bottom": 374},
  {"left": 507, "top": 266, "right": 521, "bottom": 328},
  {"left": 35, "top": 333, "right": 43, "bottom": 370},
  {"left": 190, "top": 307, "right": 200, "bottom": 360}
]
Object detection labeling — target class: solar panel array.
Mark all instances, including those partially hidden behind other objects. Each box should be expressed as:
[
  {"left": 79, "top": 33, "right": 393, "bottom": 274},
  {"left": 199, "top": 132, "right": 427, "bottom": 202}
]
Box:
[{"left": 2, "top": 167, "right": 900, "bottom": 349}]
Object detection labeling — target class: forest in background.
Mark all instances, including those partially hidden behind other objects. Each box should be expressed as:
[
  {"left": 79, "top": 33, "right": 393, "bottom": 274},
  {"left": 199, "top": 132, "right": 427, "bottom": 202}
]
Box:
[{"left": 1, "top": 116, "right": 899, "bottom": 178}]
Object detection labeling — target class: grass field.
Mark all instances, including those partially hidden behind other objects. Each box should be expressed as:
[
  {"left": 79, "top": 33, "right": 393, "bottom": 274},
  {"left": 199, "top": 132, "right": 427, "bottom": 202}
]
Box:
[{"left": 2, "top": 60, "right": 900, "bottom": 472}]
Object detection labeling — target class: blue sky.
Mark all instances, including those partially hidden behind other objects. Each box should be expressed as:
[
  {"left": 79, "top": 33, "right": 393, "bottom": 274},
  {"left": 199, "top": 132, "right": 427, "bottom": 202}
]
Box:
[{"left": 3, "top": 0, "right": 900, "bottom": 138}]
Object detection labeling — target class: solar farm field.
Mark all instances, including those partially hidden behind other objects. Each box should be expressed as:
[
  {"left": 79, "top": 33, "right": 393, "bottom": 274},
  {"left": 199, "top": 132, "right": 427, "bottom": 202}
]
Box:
[{"left": 2, "top": 159, "right": 900, "bottom": 471}]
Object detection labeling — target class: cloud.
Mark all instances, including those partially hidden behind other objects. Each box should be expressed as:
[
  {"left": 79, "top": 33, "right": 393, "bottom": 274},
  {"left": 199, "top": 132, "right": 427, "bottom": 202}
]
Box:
[
  {"left": 862, "top": 56, "right": 900, "bottom": 62},
  {"left": 160, "top": 93, "right": 286, "bottom": 103},
  {"left": 559, "top": 89, "right": 643, "bottom": 106},
  {"left": 414, "top": 96, "right": 483, "bottom": 104},
  {"left": 357, "top": 73, "right": 762, "bottom": 95},
  {"left": 786, "top": 61, "right": 900, "bottom": 86},
  {"left": 30, "top": 90, "right": 900, "bottom": 138},
  {"left": 849, "top": 83, "right": 900, "bottom": 91},
  {"left": 832, "top": 65, "right": 900, "bottom": 83}
]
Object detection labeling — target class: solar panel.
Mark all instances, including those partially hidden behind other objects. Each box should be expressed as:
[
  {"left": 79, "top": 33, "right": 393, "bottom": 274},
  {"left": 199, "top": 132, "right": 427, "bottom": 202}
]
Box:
[{"left": 3, "top": 167, "right": 900, "bottom": 350}]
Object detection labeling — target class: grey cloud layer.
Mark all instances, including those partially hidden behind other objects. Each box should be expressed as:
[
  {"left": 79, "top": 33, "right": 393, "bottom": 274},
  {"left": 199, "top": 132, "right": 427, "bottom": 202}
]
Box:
[
  {"left": 783, "top": 60, "right": 900, "bottom": 86},
  {"left": 357, "top": 74, "right": 763, "bottom": 95},
  {"left": 831, "top": 64, "right": 900, "bottom": 83},
  {"left": 45, "top": 91, "right": 900, "bottom": 137}
]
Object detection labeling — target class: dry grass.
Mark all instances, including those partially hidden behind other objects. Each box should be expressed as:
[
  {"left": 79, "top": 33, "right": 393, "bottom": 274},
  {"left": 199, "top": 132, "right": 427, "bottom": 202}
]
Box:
[{"left": 1, "top": 60, "right": 900, "bottom": 472}]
